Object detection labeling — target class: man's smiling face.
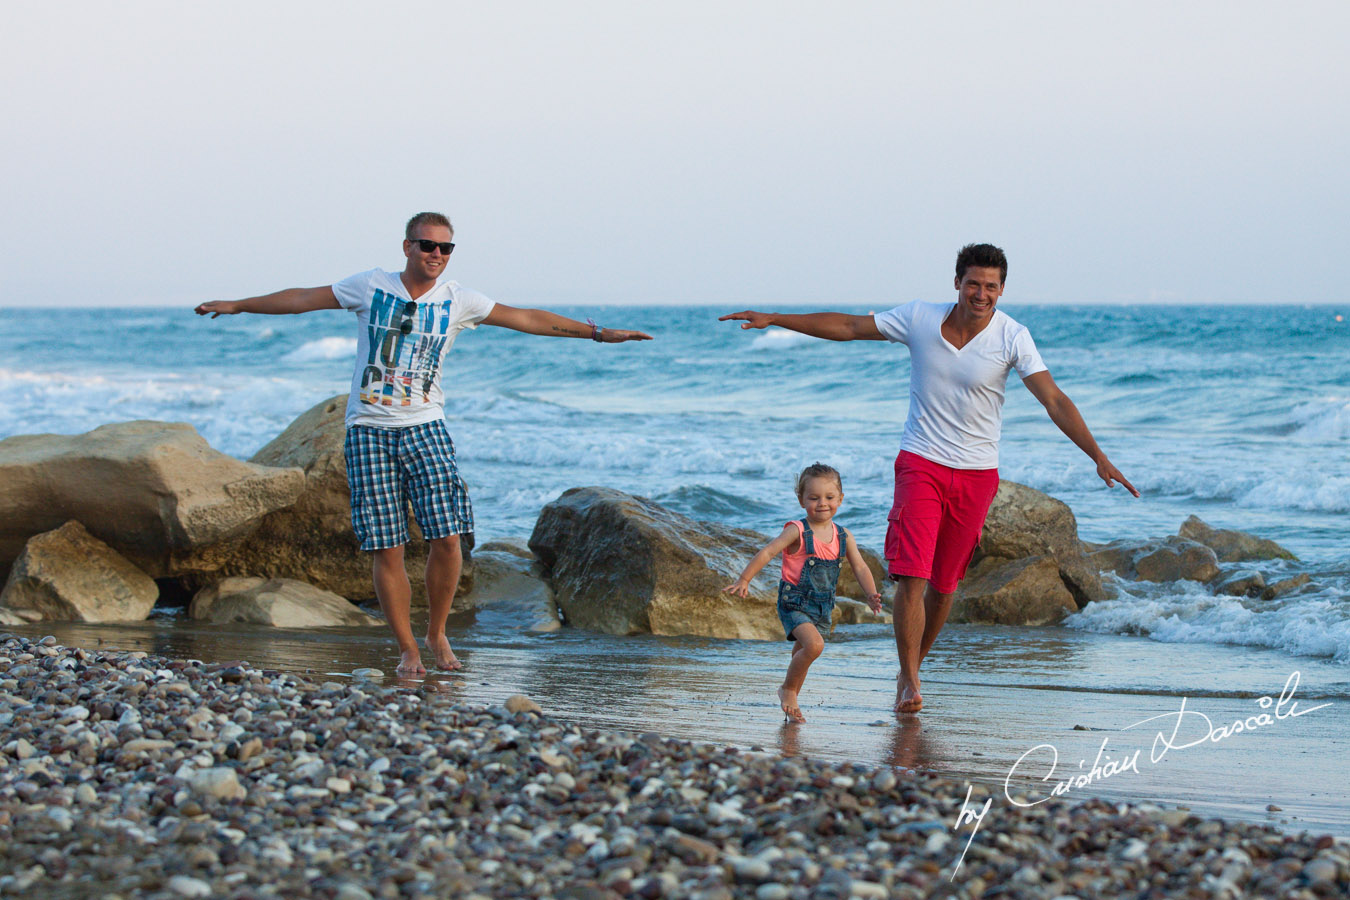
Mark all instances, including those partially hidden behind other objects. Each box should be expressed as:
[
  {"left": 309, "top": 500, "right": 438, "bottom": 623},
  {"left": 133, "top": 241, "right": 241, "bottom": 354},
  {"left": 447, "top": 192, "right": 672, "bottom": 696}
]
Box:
[
  {"left": 954, "top": 265, "right": 1005, "bottom": 322},
  {"left": 403, "top": 224, "right": 454, "bottom": 282}
]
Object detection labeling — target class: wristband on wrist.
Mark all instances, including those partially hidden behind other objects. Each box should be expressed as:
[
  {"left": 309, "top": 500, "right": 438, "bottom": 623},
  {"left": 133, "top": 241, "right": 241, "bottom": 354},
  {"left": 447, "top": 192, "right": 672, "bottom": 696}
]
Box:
[{"left": 586, "top": 318, "right": 604, "bottom": 342}]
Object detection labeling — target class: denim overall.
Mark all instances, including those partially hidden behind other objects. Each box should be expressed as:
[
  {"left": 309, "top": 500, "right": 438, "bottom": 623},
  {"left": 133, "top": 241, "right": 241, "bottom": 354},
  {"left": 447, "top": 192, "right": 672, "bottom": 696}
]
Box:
[{"left": 776, "top": 519, "right": 849, "bottom": 641}]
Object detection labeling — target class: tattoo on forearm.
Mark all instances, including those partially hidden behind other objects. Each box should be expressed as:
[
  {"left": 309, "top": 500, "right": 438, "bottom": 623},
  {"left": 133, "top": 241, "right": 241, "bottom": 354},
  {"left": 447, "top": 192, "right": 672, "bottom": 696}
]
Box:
[{"left": 550, "top": 325, "right": 584, "bottom": 337}]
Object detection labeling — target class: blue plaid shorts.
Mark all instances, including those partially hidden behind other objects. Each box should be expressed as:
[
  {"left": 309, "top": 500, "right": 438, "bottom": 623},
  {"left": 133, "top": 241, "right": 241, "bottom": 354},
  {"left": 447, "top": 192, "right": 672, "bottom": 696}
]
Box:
[{"left": 343, "top": 419, "right": 473, "bottom": 551}]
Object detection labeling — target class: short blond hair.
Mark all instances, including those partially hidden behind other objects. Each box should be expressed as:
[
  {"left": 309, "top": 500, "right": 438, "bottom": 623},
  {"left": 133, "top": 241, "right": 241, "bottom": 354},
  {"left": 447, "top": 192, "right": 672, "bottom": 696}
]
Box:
[{"left": 406, "top": 212, "right": 453, "bottom": 239}]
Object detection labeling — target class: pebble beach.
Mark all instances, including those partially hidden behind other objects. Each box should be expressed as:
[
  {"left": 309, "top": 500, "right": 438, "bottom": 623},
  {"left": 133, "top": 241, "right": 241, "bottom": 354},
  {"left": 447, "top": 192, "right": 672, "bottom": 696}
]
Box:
[{"left": 2, "top": 634, "right": 1346, "bottom": 899}]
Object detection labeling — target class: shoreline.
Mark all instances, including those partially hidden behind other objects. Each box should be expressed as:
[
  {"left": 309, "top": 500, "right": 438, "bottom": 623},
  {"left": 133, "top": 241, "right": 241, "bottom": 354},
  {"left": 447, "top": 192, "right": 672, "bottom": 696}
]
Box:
[{"left": 2, "top": 634, "right": 1346, "bottom": 899}]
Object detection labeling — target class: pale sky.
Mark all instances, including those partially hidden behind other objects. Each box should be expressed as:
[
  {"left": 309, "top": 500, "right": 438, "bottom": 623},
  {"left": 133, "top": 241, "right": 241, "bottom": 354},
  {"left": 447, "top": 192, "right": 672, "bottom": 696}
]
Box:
[{"left": 2, "top": 1, "right": 1347, "bottom": 307}]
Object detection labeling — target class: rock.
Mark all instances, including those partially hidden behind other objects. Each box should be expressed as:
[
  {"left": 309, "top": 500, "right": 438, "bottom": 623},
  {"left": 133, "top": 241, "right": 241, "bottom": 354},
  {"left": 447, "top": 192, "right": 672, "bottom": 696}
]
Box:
[
  {"left": 0, "top": 521, "right": 158, "bottom": 622},
  {"left": 464, "top": 548, "right": 561, "bottom": 632},
  {"left": 351, "top": 668, "right": 384, "bottom": 679},
  {"left": 530, "top": 487, "right": 783, "bottom": 640},
  {"left": 1261, "top": 573, "right": 1311, "bottom": 601},
  {"left": 1211, "top": 569, "right": 1266, "bottom": 597},
  {"left": 189, "top": 577, "right": 380, "bottom": 627},
  {"left": 1178, "top": 516, "right": 1297, "bottom": 562},
  {"left": 168, "top": 395, "right": 472, "bottom": 603},
  {"left": 952, "top": 556, "right": 1078, "bottom": 625},
  {"left": 832, "top": 598, "right": 891, "bottom": 625},
  {"left": 168, "top": 875, "right": 213, "bottom": 898},
  {"left": 0, "top": 421, "right": 305, "bottom": 580},
  {"left": 834, "top": 542, "right": 889, "bottom": 603},
  {"left": 187, "top": 766, "right": 246, "bottom": 801},
  {"left": 971, "top": 481, "right": 1106, "bottom": 605},
  {"left": 1086, "top": 539, "right": 1149, "bottom": 579},
  {"left": 505, "top": 694, "right": 543, "bottom": 715},
  {"left": 1134, "top": 537, "right": 1221, "bottom": 583}
]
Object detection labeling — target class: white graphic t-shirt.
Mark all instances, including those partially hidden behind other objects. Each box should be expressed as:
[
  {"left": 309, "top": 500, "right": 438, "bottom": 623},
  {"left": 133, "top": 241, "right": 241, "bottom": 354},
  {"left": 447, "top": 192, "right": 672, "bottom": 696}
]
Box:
[
  {"left": 332, "top": 268, "right": 495, "bottom": 428},
  {"left": 873, "top": 301, "right": 1047, "bottom": 469}
]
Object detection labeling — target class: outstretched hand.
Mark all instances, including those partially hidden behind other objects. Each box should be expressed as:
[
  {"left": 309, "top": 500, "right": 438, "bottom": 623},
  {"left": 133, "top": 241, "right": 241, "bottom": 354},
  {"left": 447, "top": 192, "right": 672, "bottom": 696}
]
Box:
[
  {"left": 1098, "top": 459, "right": 1140, "bottom": 497},
  {"left": 722, "top": 581, "right": 750, "bottom": 598},
  {"left": 600, "top": 328, "right": 654, "bottom": 343},
  {"left": 194, "top": 301, "right": 237, "bottom": 318},
  {"left": 719, "top": 311, "right": 775, "bottom": 330}
]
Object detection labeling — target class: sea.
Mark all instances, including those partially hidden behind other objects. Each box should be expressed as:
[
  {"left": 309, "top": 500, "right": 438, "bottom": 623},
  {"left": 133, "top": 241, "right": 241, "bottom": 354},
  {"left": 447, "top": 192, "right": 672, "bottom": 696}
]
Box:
[{"left": 1, "top": 302, "right": 1347, "bottom": 832}]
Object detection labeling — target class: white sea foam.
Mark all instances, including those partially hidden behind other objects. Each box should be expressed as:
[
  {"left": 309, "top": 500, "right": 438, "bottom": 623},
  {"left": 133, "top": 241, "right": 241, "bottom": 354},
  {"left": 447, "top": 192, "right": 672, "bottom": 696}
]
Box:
[
  {"left": 749, "top": 328, "right": 814, "bottom": 350},
  {"left": 1067, "top": 580, "right": 1350, "bottom": 663},
  {"left": 283, "top": 337, "right": 358, "bottom": 362},
  {"left": 1288, "top": 396, "right": 1350, "bottom": 441}
]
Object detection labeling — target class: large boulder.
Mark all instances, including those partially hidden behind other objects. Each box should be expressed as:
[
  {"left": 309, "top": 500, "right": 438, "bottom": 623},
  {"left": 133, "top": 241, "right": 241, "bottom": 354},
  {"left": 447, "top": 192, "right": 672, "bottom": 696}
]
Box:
[
  {"left": 971, "top": 481, "right": 1106, "bottom": 605},
  {"left": 464, "top": 545, "right": 561, "bottom": 632},
  {"left": 951, "top": 556, "right": 1078, "bottom": 625},
  {"left": 168, "top": 395, "right": 470, "bottom": 602},
  {"left": 530, "top": 487, "right": 787, "bottom": 640},
  {"left": 0, "top": 422, "right": 306, "bottom": 581},
  {"left": 0, "top": 521, "right": 158, "bottom": 622},
  {"left": 189, "top": 577, "right": 380, "bottom": 627},
  {"left": 1178, "top": 516, "right": 1297, "bottom": 562}
]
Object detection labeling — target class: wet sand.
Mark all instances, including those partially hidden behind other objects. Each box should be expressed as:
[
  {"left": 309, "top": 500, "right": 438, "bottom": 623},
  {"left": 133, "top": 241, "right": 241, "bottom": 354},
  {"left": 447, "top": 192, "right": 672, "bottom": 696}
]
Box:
[{"left": 11, "top": 608, "right": 1348, "bottom": 839}]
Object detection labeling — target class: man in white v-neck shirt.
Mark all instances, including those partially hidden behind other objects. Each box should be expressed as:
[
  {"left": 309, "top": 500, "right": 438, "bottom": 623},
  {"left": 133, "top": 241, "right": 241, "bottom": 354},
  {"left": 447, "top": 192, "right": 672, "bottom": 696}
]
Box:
[
  {"left": 196, "top": 212, "right": 652, "bottom": 675},
  {"left": 721, "top": 243, "right": 1137, "bottom": 716}
]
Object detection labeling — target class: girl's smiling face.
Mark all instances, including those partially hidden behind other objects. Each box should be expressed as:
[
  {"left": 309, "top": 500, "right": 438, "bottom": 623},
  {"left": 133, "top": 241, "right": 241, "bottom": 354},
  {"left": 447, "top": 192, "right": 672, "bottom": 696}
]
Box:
[{"left": 798, "top": 475, "right": 843, "bottom": 524}]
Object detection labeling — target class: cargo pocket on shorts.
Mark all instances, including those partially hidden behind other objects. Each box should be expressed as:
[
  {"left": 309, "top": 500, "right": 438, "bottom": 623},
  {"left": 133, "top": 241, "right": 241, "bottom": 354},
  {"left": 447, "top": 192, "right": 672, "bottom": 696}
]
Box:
[{"left": 884, "top": 505, "right": 905, "bottom": 562}]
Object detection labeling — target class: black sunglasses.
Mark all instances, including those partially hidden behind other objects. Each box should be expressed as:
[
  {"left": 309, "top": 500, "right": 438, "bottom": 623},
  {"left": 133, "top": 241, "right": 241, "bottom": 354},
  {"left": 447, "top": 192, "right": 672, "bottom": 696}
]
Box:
[
  {"left": 410, "top": 239, "right": 454, "bottom": 255},
  {"left": 399, "top": 301, "right": 418, "bottom": 335}
]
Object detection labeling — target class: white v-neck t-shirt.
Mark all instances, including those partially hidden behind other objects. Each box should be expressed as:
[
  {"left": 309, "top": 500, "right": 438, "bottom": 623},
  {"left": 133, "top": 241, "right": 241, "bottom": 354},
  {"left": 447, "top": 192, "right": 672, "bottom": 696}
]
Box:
[
  {"left": 873, "top": 301, "right": 1047, "bottom": 469},
  {"left": 332, "top": 268, "right": 496, "bottom": 428}
]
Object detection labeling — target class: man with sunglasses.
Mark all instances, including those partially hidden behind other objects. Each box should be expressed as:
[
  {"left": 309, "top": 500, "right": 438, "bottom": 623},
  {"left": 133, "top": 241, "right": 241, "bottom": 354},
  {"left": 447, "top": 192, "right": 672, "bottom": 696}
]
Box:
[{"left": 196, "top": 212, "right": 652, "bottom": 675}]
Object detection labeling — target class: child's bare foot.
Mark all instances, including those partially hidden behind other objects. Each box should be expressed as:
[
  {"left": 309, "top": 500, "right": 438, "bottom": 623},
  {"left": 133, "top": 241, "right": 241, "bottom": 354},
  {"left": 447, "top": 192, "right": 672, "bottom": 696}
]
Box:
[
  {"left": 426, "top": 633, "right": 462, "bottom": 670},
  {"left": 778, "top": 687, "right": 807, "bottom": 723},
  {"left": 895, "top": 677, "right": 923, "bottom": 715},
  {"left": 397, "top": 649, "right": 426, "bottom": 675}
]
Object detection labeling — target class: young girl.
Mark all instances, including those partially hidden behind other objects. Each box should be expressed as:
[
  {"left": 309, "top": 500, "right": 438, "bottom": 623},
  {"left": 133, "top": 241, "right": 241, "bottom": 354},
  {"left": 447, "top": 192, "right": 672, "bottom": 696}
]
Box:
[{"left": 724, "top": 463, "right": 883, "bottom": 723}]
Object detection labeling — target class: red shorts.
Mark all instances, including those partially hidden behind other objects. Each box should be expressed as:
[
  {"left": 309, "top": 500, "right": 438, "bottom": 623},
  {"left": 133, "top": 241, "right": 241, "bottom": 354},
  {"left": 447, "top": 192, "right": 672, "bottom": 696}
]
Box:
[{"left": 884, "top": 450, "right": 999, "bottom": 594}]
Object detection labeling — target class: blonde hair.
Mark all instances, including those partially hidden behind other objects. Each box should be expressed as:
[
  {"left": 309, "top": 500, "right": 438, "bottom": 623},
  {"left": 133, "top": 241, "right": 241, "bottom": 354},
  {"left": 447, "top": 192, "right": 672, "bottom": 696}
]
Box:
[
  {"left": 406, "top": 212, "right": 453, "bottom": 239},
  {"left": 795, "top": 462, "right": 843, "bottom": 499}
]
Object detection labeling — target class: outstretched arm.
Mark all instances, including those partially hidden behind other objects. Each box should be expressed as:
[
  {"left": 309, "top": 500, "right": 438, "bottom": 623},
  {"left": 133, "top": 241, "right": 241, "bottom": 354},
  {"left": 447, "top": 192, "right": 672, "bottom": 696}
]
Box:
[
  {"left": 843, "top": 533, "right": 884, "bottom": 612},
  {"left": 481, "top": 304, "right": 652, "bottom": 342},
  {"left": 1022, "top": 370, "right": 1140, "bottom": 497},
  {"left": 723, "top": 525, "right": 800, "bottom": 597},
  {"left": 195, "top": 287, "right": 340, "bottom": 317},
  {"left": 719, "top": 310, "right": 885, "bottom": 341}
]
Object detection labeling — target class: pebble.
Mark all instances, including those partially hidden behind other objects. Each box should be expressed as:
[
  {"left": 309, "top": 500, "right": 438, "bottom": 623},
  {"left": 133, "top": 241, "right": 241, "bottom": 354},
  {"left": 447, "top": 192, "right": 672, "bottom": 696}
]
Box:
[
  {"left": 168, "top": 875, "right": 213, "bottom": 897},
  {"left": 0, "top": 634, "right": 1342, "bottom": 900}
]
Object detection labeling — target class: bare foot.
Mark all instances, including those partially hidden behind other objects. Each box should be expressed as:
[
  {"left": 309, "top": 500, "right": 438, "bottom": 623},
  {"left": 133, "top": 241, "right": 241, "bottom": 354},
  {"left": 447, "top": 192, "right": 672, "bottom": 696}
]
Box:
[
  {"left": 426, "top": 633, "right": 462, "bottom": 671},
  {"left": 895, "top": 679, "right": 923, "bottom": 715},
  {"left": 397, "top": 648, "right": 426, "bottom": 675},
  {"left": 778, "top": 687, "right": 807, "bottom": 723},
  {"left": 895, "top": 673, "right": 923, "bottom": 714}
]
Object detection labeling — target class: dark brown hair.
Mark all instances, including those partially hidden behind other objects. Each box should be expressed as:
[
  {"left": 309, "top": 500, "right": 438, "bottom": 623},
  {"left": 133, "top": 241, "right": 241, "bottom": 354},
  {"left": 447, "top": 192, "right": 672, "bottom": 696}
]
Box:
[{"left": 955, "top": 243, "right": 1007, "bottom": 283}]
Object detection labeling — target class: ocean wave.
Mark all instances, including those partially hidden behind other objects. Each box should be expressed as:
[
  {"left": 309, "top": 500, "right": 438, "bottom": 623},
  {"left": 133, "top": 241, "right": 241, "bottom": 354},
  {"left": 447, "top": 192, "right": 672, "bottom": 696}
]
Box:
[
  {"left": 1288, "top": 396, "right": 1350, "bottom": 441},
  {"left": 653, "top": 484, "right": 779, "bottom": 521},
  {"left": 1236, "top": 474, "right": 1350, "bottom": 514},
  {"left": 1066, "top": 580, "right": 1350, "bottom": 663},
  {"left": 748, "top": 328, "right": 814, "bottom": 350},
  {"left": 282, "top": 337, "right": 358, "bottom": 362}
]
